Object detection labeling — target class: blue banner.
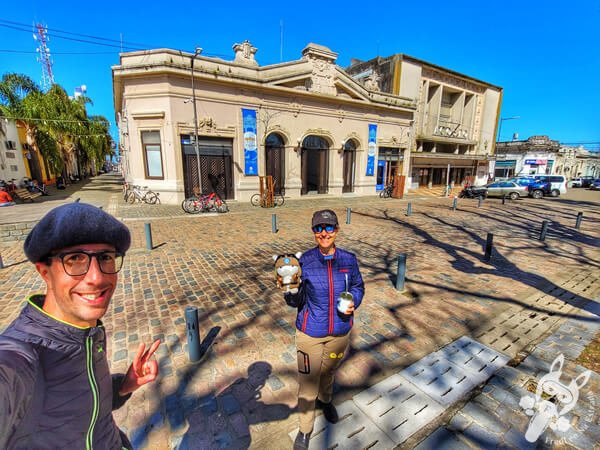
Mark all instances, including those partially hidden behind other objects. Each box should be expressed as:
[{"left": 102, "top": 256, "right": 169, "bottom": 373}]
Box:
[
  {"left": 242, "top": 108, "right": 258, "bottom": 175},
  {"left": 366, "top": 124, "right": 377, "bottom": 176}
]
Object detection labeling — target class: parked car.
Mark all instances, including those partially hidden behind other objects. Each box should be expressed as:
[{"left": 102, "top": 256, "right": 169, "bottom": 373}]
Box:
[
  {"left": 581, "top": 176, "right": 595, "bottom": 188},
  {"left": 570, "top": 178, "right": 583, "bottom": 188},
  {"left": 485, "top": 181, "right": 529, "bottom": 199},
  {"left": 509, "top": 177, "right": 537, "bottom": 187},
  {"left": 589, "top": 179, "right": 600, "bottom": 190},
  {"left": 528, "top": 181, "right": 556, "bottom": 199},
  {"left": 534, "top": 175, "right": 567, "bottom": 195}
]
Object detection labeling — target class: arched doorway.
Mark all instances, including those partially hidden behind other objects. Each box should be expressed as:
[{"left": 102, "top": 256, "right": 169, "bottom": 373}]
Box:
[
  {"left": 265, "top": 133, "right": 285, "bottom": 194},
  {"left": 301, "top": 135, "right": 329, "bottom": 195},
  {"left": 342, "top": 139, "right": 357, "bottom": 193}
]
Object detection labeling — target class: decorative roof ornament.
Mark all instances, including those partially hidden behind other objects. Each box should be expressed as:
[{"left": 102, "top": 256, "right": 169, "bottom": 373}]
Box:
[{"left": 233, "top": 40, "right": 258, "bottom": 67}]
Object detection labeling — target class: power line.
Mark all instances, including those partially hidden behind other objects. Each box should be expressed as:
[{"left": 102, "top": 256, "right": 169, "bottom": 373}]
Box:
[
  {"left": 0, "top": 49, "right": 117, "bottom": 55},
  {"left": 2, "top": 115, "right": 112, "bottom": 126},
  {"left": 0, "top": 19, "right": 157, "bottom": 49}
]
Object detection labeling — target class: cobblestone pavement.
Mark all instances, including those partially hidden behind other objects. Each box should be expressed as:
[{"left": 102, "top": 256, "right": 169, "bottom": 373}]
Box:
[{"left": 0, "top": 174, "right": 599, "bottom": 449}]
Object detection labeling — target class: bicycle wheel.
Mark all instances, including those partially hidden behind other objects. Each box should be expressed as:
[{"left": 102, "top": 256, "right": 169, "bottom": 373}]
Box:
[
  {"left": 250, "top": 194, "right": 261, "bottom": 206},
  {"left": 126, "top": 192, "right": 136, "bottom": 203},
  {"left": 214, "top": 198, "right": 229, "bottom": 213},
  {"left": 275, "top": 194, "right": 285, "bottom": 207},
  {"left": 182, "top": 198, "right": 201, "bottom": 214}
]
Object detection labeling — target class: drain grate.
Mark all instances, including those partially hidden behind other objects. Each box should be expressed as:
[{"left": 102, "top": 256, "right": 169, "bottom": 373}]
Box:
[
  {"left": 353, "top": 373, "right": 445, "bottom": 445},
  {"left": 288, "top": 400, "right": 395, "bottom": 449},
  {"left": 439, "top": 336, "right": 510, "bottom": 378}
]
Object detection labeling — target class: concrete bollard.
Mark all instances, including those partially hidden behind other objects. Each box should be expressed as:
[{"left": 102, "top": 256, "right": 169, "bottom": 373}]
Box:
[
  {"left": 346, "top": 207, "right": 351, "bottom": 225},
  {"left": 452, "top": 197, "right": 458, "bottom": 211},
  {"left": 502, "top": 194, "right": 506, "bottom": 205},
  {"left": 272, "top": 213, "right": 278, "bottom": 233},
  {"left": 575, "top": 212, "right": 583, "bottom": 229},
  {"left": 185, "top": 306, "right": 202, "bottom": 362},
  {"left": 395, "top": 254, "right": 407, "bottom": 291},
  {"left": 539, "top": 220, "right": 549, "bottom": 241},
  {"left": 406, "top": 202, "right": 412, "bottom": 216},
  {"left": 144, "top": 223, "right": 153, "bottom": 250},
  {"left": 484, "top": 233, "right": 494, "bottom": 261}
]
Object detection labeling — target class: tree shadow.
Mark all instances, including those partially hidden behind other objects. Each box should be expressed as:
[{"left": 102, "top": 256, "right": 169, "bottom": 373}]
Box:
[{"left": 174, "top": 361, "right": 293, "bottom": 449}]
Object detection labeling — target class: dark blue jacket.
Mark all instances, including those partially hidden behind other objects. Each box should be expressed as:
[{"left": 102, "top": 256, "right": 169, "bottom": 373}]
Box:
[
  {"left": 286, "top": 247, "right": 364, "bottom": 338},
  {"left": 0, "top": 295, "right": 132, "bottom": 449}
]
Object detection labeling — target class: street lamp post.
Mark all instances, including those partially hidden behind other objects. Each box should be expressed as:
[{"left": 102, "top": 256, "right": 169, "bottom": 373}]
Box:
[
  {"left": 497, "top": 116, "right": 520, "bottom": 143},
  {"left": 190, "top": 47, "right": 203, "bottom": 194}
]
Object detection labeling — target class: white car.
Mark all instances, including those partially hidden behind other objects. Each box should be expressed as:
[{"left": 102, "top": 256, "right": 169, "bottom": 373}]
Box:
[
  {"left": 570, "top": 178, "right": 582, "bottom": 187},
  {"left": 535, "top": 175, "right": 567, "bottom": 195}
]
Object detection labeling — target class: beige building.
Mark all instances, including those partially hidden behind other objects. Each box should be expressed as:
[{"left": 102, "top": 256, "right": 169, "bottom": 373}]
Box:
[
  {"left": 346, "top": 55, "right": 502, "bottom": 188},
  {"left": 112, "top": 42, "right": 416, "bottom": 204}
]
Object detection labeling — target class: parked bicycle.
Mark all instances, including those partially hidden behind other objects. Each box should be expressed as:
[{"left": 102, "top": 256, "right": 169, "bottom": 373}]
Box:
[
  {"left": 125, "top": 184, "right": 161, "bottom": 204},
  {"left": 250, "top": 191, "right": 285, "bottom": 207},
  {"left": 182, "top": 191, "right": 228, "bottom": 214},
  {"left": 379, "top": 183, "right": 394, "bottom": 198}
]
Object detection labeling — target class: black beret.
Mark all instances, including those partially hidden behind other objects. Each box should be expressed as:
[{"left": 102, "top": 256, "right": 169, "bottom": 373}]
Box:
[
  {"left": 311, "top": 209, "right": 338, "bottom": 228},
  {"left": 24, "top": 202, "right": 131, "bottom": 262}
]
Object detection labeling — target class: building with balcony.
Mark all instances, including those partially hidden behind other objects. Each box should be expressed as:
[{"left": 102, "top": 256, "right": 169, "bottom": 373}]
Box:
[
  {"left": 112, "top": 42, "right": 415, "bottom": 204},
  {"left": 346, "top": 55, "right": 502, "bottom": 189}
]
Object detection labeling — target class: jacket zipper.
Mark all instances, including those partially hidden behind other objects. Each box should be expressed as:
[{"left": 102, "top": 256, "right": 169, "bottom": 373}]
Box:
[
  {"left": 85, "top": 336, "right": 100, "bottom": 450},
  {"left": 328, "top": 260, "right": 334, "bottom": 335}
]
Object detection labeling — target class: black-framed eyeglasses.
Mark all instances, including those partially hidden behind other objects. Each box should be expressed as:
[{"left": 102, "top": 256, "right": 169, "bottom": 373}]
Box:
[
  {"left": 312, "top": 224, "right": 336, "bottom": 233},
  {"left": 48, "top": 250, "right": 124, "bottom": 276}
]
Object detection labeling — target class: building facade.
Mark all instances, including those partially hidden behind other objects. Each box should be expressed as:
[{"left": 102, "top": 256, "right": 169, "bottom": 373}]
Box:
[
  {"left": 346, "top": 54, "right": 502, "bottom": 188},
  {"left": 0, "top": 119, "right": 32, "bottom": 184},
  {"left": 494, "top": 135, "right": 562, "bottom": 178},
  {"left": 113, "top": 42, "right": 415, "bottom": 204}
]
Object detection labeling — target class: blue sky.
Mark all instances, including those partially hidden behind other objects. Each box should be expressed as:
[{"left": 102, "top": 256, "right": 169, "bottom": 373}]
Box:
[{"left": 1, "top": 0, "right": 599, "bottom": 150}]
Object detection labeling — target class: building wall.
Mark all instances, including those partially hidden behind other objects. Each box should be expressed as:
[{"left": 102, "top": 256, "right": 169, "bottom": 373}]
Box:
[
  {"left": 0, "top": 120, "right": 29, "bottom": 183},
  {"left": 114, "top": 45, "right": 414, "bottom": 204}
]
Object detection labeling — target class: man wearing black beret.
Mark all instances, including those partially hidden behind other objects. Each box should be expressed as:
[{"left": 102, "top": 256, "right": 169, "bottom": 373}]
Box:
[{"left": 0, "top": 202, "right": 160, "bottom": 449}]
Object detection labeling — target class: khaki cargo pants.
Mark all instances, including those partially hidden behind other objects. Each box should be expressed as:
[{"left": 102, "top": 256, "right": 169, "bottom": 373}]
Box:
[{"left": 296, "top": 330, "right": 350, "bottom": 433}]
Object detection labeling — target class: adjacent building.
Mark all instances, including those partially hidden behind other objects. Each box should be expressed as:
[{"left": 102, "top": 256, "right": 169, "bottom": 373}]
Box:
[
  {"left": 113, "top": 42, "right": 416, "bottom": 204},
  {"left": 346, "top": 54, "right": 502, "bottom": 189}
]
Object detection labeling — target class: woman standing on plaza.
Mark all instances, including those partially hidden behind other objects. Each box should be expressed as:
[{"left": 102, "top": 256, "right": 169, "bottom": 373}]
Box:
[{"left": 281, "top": 209, "right": 365, "bottom": 450}]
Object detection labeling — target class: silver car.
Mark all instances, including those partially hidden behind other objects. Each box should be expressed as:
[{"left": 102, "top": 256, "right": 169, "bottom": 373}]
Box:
[{"left": 485, "top": 181, "right": 529, "bottom": 200}]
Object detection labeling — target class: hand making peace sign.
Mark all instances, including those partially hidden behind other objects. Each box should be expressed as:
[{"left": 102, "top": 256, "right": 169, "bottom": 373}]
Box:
[{"left": 119, "top": 339, "right": 161, "bottom": 396}]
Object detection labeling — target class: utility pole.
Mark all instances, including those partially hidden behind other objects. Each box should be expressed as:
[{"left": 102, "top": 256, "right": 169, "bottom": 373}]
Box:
[{"left": 191, "top": 47, "right": 203, "bottom": 194}]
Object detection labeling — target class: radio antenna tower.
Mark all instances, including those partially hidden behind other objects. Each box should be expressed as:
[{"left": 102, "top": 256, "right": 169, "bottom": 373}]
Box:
[{"left": 33, "top": 23, "right": 55, "bottom": 91}]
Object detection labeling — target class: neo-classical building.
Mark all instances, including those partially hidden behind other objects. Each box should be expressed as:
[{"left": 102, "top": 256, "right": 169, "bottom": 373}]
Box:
[
  {"left": 346, "top": 54, "right": 502, "bottom": 188},
  {"left": 112, "top": 42, "right": 416, "bottom": 204}
]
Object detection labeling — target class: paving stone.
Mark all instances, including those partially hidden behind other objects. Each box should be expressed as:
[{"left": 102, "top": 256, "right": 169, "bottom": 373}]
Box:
[
  {"left": 501, "top": 426, "right": 536, "bottom": 450},
  {"left": 448, "top": 412, "right": 472, "bottom": 432},
  {"left": 459, "top": 422, "right": 502, "bottom": 448},
  {"left": 288, "top": 400, "right": 395, "bottom": 449},
  {"left": 461, "top": 401, "right": 508, "bottom": 434},
  {"left": 353, "top": 373, "right": 445, "bottom": 445},
  {"left": 413, "top": 427, "right": 472, "bottom": 450}
]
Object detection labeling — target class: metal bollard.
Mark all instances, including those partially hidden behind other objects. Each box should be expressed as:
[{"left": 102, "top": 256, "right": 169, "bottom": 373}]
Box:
[
  {"left": 484, "top": 233, "right": 494, "bottom": 261},
  {"left": 395, "top": 254, "right": 407, "bottom": 291},
  {"left": 502, "top": 195, "right": 506, "bottom": 205},
  {"left": 346, "top": 207, "right": 351, "bottom": 225},
  {"left": 0, "top": 254, "right": 4, "bottom": 269},
  {"left": 575, "top": 212, "right": 583, "bottom": 229},
  {"left": 452, "top": 197, "right": 458, "bottom": 211},
  {"left": 185, "top": 306, "right": 202, "bottom": 362},
  {"left": 478, "top": 196, "right": 483, "bottom": 208},
  {"left": 74, "top": 198, "right": 81, "bottom": 203},
  {"left": 539, "top": 220, "right": 549, "bottom": 241},
  {"left": 406, "top": 202, "right": 412, "bottom": 216},
  {"left": 144, "top": 223, "right": 153, "bottom": 250},
  {"left": 272, "top": 213, "right": 277, "bottom": 233}
]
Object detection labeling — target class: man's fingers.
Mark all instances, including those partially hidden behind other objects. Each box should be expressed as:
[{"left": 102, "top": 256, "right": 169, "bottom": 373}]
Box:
[
  {"left": 132, "top": 342, "right": 145, "bottom": 365},
  {"left": 142, "top": 339, "right": 161, "bottom": 361}
]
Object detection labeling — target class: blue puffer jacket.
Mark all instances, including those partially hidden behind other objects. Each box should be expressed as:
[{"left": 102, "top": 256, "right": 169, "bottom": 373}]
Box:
[
  {"left": 286, "top": 246, "right": 364, "bottom": 338},
  {"left": 0, "top": 295, "right": 132, "bottom": 449}
]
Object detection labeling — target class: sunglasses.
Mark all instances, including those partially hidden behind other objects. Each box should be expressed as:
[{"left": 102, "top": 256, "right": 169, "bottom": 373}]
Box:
[{"left": 312, "top": 224, "right": 336, "bottom": 233}]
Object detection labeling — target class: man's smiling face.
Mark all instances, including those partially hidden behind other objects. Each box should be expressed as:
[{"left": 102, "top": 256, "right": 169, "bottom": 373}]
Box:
[{"left": 36, "top": 243, "right": 119, "bottom": 327}]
